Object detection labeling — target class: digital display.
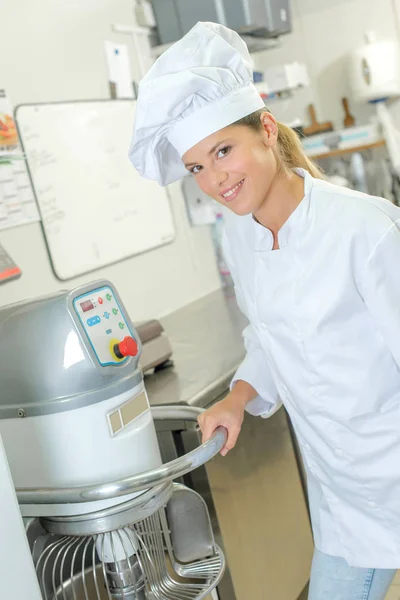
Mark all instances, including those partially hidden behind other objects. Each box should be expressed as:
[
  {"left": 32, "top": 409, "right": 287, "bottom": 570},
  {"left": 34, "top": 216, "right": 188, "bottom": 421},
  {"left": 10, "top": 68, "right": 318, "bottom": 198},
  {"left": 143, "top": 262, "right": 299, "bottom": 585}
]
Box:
[{"left": 80, "top": 299, "right": 94, "bottom": 313}]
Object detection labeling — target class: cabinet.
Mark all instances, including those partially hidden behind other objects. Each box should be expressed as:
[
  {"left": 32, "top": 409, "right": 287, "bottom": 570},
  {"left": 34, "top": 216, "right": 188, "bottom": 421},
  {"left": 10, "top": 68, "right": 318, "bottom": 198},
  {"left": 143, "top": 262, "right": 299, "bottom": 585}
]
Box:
[{"left": 150, "top": 0, "right": 292, "bottom": 45}]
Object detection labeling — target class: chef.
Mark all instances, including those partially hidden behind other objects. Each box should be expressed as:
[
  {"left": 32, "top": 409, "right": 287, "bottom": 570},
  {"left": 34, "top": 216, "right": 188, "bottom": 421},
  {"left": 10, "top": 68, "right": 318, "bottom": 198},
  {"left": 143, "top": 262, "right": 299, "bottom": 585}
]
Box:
[{"left": 129, "top": 21, "right": 400, "bottom": 599}]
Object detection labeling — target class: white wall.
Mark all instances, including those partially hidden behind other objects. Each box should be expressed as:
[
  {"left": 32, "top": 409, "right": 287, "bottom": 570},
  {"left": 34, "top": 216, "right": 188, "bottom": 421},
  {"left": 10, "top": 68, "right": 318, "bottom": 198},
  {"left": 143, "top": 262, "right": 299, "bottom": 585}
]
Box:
[
  {"left": 0, "top": 0, "right": 221, "bottom": 320},
  {"left": 1, "top": 0, "right": 400, "bottom": 319}
]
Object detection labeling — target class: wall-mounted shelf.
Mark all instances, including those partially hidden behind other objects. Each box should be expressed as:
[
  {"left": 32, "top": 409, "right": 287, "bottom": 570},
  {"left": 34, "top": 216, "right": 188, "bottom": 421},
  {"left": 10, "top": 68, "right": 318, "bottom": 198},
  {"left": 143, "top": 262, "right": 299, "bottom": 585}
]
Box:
[{"left": 302, "top": 124, "right": 385, "bottom": 162}]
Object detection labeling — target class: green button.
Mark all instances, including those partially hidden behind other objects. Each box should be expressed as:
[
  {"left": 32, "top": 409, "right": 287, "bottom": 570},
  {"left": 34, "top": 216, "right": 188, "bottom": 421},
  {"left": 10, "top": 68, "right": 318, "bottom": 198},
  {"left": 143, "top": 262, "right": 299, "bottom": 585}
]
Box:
[
  {"left": 112, "top": 308, "right": 118, "bottom": 315},
  {"left": 106, "top": 293, "right": 112, "bottom": 301},
  {"left": 119, "top": 322, "right": 125, "bottom": 329}
]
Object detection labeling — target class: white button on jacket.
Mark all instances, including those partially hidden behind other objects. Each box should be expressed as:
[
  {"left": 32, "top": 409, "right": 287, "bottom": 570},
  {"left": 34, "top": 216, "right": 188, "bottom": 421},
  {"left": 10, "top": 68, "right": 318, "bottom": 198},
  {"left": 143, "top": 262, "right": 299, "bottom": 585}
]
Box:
[{"left": 224, "top": 168, "right": 400, "bottom": 568}]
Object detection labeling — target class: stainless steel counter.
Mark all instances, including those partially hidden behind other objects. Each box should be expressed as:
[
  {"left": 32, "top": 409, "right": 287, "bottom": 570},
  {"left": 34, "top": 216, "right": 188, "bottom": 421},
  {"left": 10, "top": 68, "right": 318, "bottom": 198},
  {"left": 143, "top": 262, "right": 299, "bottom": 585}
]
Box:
[{"left": 144, "top": 289, "right": 247, "bottom": 408}]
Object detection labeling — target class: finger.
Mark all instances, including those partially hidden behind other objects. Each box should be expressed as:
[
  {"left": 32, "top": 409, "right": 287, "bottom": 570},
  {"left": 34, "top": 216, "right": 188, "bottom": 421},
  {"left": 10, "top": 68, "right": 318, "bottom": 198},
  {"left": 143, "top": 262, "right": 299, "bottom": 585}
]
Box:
[
  {"left": 201, "top": 420, "right": 218, "bottom": 444},
  {"left": 220, "top": 426, "right": 241, "bottom": 456},
  {"left": 197, "top": 414, "right": 210, "bottom": 435}
]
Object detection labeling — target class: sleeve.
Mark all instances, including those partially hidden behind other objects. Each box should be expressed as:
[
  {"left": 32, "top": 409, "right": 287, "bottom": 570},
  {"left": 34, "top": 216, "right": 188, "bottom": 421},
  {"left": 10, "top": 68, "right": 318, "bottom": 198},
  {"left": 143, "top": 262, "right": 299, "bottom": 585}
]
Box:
[
  {"left": 222, "top": 230, "right": 282, "bottom": 418},
  {"left": 361, "top": 219, "right": 400, "bottom": 368}
]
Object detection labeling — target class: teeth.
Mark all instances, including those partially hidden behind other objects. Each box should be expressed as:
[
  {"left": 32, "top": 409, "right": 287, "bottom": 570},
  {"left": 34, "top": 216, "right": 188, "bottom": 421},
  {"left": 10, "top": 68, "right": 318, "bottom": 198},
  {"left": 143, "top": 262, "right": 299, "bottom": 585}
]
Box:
[{"left": 222, "top": 180, "right": 243, "bottom": 198}]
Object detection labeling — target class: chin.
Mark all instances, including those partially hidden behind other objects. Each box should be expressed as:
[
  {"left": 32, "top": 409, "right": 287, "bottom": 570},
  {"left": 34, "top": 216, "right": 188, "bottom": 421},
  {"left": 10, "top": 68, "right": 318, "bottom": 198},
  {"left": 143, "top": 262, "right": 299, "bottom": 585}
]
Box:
[
  {"left": 224, "top": 195, "right": 257, "bottom": 216},
  {"left": 228, "top": 204, "right": 253, "bottom": 216}
]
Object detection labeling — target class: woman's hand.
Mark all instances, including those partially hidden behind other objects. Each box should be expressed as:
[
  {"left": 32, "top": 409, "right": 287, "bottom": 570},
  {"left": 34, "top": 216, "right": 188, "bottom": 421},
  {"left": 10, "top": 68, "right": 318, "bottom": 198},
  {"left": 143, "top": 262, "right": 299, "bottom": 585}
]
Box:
[{"left": 197, "top": 382, "right": 256, "bottom": 456}]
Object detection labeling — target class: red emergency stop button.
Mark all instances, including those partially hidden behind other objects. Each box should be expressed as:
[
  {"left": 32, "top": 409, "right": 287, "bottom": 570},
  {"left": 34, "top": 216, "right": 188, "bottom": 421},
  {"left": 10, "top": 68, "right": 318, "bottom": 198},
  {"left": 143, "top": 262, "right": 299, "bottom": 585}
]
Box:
[{"left": 114, "top": 336, "right": 138, "bottom": 359}]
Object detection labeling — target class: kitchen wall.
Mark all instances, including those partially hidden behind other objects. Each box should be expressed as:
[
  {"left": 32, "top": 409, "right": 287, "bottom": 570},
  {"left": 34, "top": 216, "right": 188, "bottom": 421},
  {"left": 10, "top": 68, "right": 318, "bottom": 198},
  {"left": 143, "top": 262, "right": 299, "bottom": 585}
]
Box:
[
  {"left": 1, "top": 0, "right": 399, "bottom": 319},
  {"left": 0, "top": 0, "right": 221, "bottom": 320}
]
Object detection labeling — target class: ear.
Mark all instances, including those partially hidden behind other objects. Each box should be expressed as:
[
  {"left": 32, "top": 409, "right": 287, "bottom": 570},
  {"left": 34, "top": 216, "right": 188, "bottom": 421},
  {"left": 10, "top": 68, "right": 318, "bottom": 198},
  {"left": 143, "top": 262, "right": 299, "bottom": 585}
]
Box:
[{"left": 259, "top": 112, "right": 278, "bottom": 147}]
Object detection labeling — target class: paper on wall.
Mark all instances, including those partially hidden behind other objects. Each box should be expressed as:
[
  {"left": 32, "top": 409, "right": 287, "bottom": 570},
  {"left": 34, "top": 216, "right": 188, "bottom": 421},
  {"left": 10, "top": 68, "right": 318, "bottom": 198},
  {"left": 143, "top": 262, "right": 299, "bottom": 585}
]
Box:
[
  {"left": 104, "top": 41, "right": 134, "bottom": 99},
  {"left": 0, "top": 90, "right": 40, "bottom": 231}
]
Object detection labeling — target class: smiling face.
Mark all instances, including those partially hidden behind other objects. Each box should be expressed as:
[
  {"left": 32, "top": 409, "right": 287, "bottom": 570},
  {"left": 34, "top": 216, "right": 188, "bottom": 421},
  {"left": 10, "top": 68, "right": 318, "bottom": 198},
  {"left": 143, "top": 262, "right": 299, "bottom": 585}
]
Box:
[{"left": 182, "top": 112, "right": 280, "bottom": 216}]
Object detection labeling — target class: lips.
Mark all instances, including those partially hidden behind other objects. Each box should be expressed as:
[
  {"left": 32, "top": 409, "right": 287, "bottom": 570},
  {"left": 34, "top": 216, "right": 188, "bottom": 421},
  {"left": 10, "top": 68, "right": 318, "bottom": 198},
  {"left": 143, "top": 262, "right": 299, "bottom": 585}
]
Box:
[{"left": 220, "top": 179, "right": 244, "bottom": 201}]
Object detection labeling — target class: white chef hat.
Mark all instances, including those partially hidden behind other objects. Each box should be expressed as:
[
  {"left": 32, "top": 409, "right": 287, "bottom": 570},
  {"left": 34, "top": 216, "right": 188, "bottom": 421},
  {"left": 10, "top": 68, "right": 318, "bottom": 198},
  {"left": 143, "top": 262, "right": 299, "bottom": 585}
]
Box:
[{"left": 129, "top": 21, "right": 265, "bottom": 186}]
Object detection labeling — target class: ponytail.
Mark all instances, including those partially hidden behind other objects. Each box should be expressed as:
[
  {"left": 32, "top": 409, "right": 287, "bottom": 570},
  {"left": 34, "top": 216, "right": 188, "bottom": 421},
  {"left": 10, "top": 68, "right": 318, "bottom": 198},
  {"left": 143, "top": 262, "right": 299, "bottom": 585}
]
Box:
[
  {"left": 234, "top": 109, "right": 325, "bottom": 179},
  {"left": 276, "top": 120, "right": 324, "bottom": 179}
]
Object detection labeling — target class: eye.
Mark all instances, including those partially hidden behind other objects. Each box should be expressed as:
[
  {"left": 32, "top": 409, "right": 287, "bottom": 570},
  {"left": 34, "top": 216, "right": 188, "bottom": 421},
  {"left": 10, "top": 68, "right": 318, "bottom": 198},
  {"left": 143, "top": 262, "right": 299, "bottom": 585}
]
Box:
[
  {"left": 216, "top": 146, "right": 232, "bottom": 159},
  {"left": 190, "top": 165, "right": 203, "bottom": 174}
]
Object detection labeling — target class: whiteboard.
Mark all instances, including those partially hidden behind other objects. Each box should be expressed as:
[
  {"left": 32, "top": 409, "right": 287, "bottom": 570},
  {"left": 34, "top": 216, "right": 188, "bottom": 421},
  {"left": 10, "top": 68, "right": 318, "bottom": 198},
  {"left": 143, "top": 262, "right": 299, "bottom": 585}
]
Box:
[{"left": 15, "top": 100, "right": 175, "bottom": 280}]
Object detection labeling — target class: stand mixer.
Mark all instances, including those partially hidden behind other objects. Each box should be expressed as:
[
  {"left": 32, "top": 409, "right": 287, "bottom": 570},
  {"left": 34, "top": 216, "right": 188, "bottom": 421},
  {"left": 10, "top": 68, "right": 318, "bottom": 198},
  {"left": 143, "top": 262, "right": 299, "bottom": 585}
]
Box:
[{"left": 0, "top": 279, "right": 226, "bottom": 599}]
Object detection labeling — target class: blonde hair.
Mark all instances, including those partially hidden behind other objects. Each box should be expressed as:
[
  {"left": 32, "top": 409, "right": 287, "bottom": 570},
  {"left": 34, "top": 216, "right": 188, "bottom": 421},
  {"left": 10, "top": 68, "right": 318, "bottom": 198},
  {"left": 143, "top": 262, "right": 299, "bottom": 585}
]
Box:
[{"left": 234, "top": 109, "right": 325, "bottom": 179}]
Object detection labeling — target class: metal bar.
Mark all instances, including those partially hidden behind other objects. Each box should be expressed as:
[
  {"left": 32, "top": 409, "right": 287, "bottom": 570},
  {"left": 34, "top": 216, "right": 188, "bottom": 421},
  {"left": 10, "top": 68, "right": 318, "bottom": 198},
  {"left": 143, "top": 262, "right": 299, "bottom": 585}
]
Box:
[
  {"left": 92, "top": 535, "right": 102, "bottom": 600},
  {"left": 150, "top": 405, "right": 203, "bottom": 422},
  {"left": 100, "top": 534, "right": 114, "bottom": 600},
  {"left": 81, "top": 537, "right": 92, "bottom": 600},
  {"left": 16, "top": 420, "right": 226, "bottom": 505},
  {"left": 110, "top": 532, "right": 125, "bottom": 600},
  {"left": 59, "top": 538, "right": 79, "bottom": 600},
  {"left": 70, "top": 537, "right": 86, "bottom": 600},
  {"left": 38, "top": 536, "right": 68, "bottom": 600}
]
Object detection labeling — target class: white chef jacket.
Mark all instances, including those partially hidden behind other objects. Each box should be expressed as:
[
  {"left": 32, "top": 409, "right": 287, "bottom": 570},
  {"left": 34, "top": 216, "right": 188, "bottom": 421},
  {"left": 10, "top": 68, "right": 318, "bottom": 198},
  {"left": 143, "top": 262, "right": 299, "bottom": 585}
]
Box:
[{"left": 223, "top": 168, "right": 400, "bottom": 568}]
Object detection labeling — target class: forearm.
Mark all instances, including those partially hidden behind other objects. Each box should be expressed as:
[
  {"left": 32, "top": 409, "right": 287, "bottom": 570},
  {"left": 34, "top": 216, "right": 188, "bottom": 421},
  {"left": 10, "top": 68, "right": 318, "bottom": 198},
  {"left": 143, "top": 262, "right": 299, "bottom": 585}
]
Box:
[{"left": 230, "top": 379, "right": 258, "bottom": 408}]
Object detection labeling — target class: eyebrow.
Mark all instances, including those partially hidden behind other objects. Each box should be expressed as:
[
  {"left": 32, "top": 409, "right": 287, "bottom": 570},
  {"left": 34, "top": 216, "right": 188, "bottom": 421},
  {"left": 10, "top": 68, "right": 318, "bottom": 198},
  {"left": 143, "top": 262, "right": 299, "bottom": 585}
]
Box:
[{"left": 184, "top": 139, "right": 229, "bottom": 168}]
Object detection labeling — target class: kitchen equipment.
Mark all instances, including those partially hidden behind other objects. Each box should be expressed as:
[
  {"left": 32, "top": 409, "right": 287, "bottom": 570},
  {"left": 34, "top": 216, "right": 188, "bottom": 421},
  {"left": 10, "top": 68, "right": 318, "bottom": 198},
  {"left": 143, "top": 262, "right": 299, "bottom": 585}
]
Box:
[
  {"left": 342, "top": 97, "right": 355, "bottom": 128},
  {"left": 0, "top": 279, "right": 226, "bottom": 600},
  {"left": 302, "top": 122, "right": 383, "bottom": 160},
  {"left": 348, "top": 35, "right": 400, "bottom": 103},
  {"left": 348, "top": 33, "right": 400, "bottom": 178},
  {"left": 302, "top": 104, "right": 333, "bottom": 137},
  {"left": 135, "top": 319, "right": 173, "bottom": 373},
  {"left": 0, "top": 433, "right": 42, "bottom": 599},
  {"left": 257, "top": 62, "right": 310, "bottom": 96},
  {"left": 150, "top": 0, "right": 292, "bottom": 46},
  {"left": 0, "top": 240, "right": 21, "bottom": 283}
]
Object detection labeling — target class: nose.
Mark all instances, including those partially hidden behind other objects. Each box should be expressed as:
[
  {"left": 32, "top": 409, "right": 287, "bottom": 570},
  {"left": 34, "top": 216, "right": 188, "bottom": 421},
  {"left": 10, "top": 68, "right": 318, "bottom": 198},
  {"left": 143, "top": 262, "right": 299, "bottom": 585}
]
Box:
[{"left": 210, "top": 164, "right": 228, "bottom": 188}]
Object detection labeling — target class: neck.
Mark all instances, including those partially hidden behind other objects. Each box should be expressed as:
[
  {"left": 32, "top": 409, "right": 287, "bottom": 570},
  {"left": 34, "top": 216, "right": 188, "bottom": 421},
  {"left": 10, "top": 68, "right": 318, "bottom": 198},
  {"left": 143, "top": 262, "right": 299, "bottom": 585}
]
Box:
[{"left": 253, "top": 169, "right": 305, "bottom": 237}]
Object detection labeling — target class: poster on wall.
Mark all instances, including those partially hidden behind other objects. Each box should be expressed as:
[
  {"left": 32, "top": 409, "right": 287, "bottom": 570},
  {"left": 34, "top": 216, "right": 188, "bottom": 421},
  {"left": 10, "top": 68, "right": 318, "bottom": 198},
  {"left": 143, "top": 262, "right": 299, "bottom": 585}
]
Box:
[{"left": 0, "top": 90, "right": 40, "bottom": 231}]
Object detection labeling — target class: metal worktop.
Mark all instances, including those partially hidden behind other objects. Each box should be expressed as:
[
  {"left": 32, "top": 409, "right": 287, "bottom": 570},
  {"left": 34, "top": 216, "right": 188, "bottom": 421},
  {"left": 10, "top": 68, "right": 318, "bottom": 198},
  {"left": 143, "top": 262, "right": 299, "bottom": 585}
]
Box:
[{"left": 144, "top": 289, "right": 247, "bottom": 408}]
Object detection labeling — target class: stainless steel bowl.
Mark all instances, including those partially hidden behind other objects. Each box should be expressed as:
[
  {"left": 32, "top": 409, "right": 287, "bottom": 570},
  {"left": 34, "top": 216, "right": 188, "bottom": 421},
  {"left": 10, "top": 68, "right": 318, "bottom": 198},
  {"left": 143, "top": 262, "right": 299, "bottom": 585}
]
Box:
[{"left": 53, "top": 564, "right": 146, "bottom": 600}]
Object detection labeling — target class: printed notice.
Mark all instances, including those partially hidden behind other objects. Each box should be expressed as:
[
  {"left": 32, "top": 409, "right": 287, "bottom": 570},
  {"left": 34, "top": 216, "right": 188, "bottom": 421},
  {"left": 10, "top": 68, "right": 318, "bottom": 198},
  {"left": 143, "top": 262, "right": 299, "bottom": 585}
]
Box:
[{"left": 0, "top": 90, "right": 40, "bottom": 231}]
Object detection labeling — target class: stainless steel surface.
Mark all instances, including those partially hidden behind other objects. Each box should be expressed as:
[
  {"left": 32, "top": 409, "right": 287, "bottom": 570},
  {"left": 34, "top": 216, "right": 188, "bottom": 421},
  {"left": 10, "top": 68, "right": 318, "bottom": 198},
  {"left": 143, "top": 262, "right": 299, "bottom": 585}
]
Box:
[
  {"left": 41, "top": 483, "right": 173, "bottom": 536},
  {"left": 53, "top": 565, "right": 111, "bottom": 599},
  {"left": 141, "top": 509, "right": 224, "bottom": 600},
  {"left": 151, "top": 405, "right": 203, "bottom": 420},
  {"left": 16, "top": 410, "right": 227, "bottom": 504},
  {"left": 166, "top": 484, "right": 215, "bottom": 563},
  {"left": 144, "top": 291, "right": 248, "bottom": 410},
  {"left": 103, "top": 555, "right": 146, "bottom": 599}
]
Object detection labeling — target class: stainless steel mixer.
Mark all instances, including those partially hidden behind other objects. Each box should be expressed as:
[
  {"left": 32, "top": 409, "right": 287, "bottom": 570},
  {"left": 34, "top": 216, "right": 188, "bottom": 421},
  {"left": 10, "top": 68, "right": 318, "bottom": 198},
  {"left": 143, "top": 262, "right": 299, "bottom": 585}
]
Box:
[{"left": 0, "top": 280, "right": 226, "bottom": 600}]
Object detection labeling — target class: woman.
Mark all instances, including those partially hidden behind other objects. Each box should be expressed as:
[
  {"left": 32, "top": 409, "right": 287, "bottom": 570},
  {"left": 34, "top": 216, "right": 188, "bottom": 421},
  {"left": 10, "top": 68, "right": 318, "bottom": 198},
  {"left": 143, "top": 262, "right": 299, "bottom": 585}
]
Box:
[{"left": 130, "top": 21, "right": 400, "bottom": 600}]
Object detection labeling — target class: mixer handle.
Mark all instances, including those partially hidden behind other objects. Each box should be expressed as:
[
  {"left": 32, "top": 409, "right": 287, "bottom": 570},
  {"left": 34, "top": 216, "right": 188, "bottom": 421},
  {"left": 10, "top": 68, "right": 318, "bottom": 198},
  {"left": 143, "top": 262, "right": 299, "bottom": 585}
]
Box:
[{"left": 16, "top": 405, "right": 227, "bottom": 505}]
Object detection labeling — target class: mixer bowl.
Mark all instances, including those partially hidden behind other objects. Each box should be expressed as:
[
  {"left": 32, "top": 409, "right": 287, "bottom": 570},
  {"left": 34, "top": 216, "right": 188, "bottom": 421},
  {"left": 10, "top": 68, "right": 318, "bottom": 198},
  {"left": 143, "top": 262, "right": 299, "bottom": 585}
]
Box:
[{"left": 53, "top": 564, "right": 146, "bottom": 600}]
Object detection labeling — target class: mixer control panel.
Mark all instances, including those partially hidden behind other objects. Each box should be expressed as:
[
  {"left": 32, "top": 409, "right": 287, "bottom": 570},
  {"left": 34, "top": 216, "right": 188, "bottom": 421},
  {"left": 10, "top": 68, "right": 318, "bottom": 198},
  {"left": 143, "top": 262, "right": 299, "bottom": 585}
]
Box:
[{"left": 73, "top": 285, "right": 138, "bottom": 366}]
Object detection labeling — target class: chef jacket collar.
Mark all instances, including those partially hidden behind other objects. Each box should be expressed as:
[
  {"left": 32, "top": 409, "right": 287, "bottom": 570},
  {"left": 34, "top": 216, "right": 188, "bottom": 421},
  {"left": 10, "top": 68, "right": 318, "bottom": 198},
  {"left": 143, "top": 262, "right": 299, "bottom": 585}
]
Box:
[{"left": 252, "top": 168, "right": 313, "bottom": 251}]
